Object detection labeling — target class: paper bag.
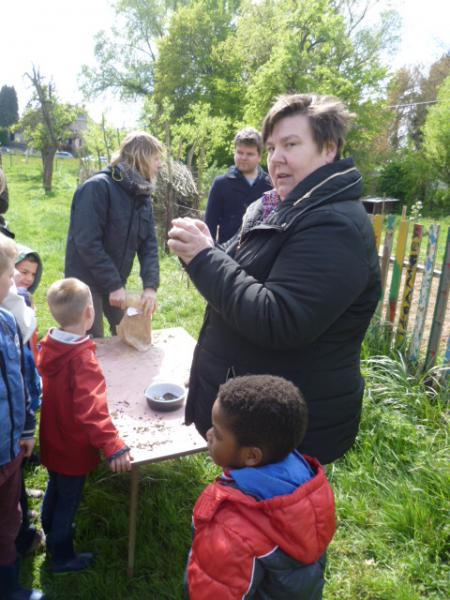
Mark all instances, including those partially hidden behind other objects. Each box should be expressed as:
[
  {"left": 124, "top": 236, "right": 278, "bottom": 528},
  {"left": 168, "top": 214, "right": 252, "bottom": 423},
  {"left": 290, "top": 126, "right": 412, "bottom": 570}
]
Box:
[{"left": 117, "top": 308, "right": 152, "bottom": 352}]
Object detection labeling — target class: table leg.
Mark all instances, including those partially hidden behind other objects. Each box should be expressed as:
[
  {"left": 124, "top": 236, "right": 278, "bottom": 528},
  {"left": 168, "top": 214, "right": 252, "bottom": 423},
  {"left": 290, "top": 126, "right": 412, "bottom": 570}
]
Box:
[{"left": 127, "top": 464, "right": 140, "bottom": 577}]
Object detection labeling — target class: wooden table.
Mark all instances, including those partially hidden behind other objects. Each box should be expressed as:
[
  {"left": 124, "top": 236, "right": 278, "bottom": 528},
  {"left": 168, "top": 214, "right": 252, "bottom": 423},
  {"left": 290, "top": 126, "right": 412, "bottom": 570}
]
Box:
[{"left": 95, "top": 327, "right": 207, "bottom": 576}]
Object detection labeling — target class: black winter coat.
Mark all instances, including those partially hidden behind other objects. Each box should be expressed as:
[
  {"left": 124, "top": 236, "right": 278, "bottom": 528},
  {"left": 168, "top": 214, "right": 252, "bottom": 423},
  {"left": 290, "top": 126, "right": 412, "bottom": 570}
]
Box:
[
  {"left": 185, "top": 158, "right": 380, "bottom": 464},
  {"left": 205, "top": 166, "right": 272, "bottom": 243},
  {"left": 65, "top": 166, "right": 159, "bottom": 294}
]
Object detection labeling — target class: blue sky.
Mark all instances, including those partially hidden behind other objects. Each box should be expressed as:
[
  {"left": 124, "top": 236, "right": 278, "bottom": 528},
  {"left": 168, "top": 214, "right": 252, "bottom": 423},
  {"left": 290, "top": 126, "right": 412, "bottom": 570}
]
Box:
[{"left": 1, "top": 0, "right": 449, "bottom": 127}]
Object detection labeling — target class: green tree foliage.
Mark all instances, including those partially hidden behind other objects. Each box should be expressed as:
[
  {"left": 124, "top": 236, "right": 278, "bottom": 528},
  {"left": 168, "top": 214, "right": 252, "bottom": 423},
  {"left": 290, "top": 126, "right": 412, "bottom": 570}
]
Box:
[
  {"left": 80, "top": 0, "right": 191, "bottom": 100},
  {"left": 82, "top": 0, "right": 400, "bottom": 187},
  {"left": 236, "top": 0, "right": 397, "bottom": 126},
  {"left": 423, "top": 74, "right": 450, "bottom": 187},
  {"left": 0, "top": 85, "right": 19, "bottom": 128},
  {"left": 154, "top": 0, "right": 242, "bottom": 120},
  {"left": 386, "top": 53, "right": 450, "bottom": 150},
  {"left": 376, "top": 150, "right": 435, "bottom": 208}
]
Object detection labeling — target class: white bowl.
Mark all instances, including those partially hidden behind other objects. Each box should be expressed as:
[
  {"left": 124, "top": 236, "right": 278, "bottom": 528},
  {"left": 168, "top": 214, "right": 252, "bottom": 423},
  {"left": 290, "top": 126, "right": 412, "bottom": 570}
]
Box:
[{"left": 144, "top": 382, "right": 186, "bottom": 412}]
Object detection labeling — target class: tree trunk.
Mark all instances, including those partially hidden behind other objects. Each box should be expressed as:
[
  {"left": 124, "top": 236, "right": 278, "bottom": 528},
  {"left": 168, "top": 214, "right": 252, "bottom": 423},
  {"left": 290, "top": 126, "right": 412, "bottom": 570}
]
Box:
[
  {"left": 42, "top": 148, "right": 56, "bottom": 192},
  {"left": 164, "top": 122, "right": 174, "bottom": 254},
  {"left": 164, "top": 186, "right": 174, "bottom": 254}
]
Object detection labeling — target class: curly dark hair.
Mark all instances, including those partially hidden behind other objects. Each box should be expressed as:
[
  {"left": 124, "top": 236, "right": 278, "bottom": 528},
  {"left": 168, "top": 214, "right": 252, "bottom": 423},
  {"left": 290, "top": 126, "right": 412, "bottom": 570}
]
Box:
[{"left": 217, "top": 375, "right": 308, "bottom": 464}]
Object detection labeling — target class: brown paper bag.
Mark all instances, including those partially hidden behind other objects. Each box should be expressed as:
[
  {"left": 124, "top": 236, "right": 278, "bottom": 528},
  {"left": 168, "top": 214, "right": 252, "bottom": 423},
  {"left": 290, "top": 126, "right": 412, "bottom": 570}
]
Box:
[{"left": 117, "top": 309, "right": 152, "bottom": 352}]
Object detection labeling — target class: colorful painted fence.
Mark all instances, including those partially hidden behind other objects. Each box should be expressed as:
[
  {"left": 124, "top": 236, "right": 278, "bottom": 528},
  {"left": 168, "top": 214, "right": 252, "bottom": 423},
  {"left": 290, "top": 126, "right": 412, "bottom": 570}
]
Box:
[{"left": 371, "top": 210, "right": 450, "bottom": 374}]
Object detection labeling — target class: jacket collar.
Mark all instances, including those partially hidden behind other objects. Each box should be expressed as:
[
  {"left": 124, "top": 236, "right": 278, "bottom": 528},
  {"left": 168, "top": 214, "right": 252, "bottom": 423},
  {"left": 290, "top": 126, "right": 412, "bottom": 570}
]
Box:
[
  {"left": 193, "top": 456, "right": 324, "bottom": 523},
  {"left": 104, "top": 164, "right": 153, "bottom": 198},
  {"left": 240, "top": 157, "right": 361, "bottom": 238},
  {"left": 227, "top": 165, "right": 268, "bottom": 182}
]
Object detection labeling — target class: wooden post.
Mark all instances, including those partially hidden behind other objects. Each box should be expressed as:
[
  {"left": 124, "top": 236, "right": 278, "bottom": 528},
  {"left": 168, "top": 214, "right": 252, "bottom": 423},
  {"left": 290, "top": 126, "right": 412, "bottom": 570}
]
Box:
[
  {"left": 425, "top": 227, "right": 450, "bottom": 370},
  {"left": 386, "top": 206, "right": 408, "bottom": 324},
  {"left": 396, "top": 223, "right": 423, "bottom": 347},
  {"left": 409, "top": 224, "right": 440, "bottom": 363},
  {"left": 441, "top": 335, "right": 450, "bottom": 389},
  {"left": 373, "top": 213, "right": 384, "bottom": 251},
  {"left": 127, "top": 465, "right": 140, "bottom": 577},
  {"left": 377, "top": 214, "right": 396, "bottom": 316}
]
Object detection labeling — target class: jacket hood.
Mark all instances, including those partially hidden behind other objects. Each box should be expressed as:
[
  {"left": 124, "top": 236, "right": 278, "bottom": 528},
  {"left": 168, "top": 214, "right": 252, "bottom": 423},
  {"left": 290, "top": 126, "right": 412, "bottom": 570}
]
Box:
[
  {"left": 15, "top": 243, "right": 43, "bottom": 293},
  {"left": 194, "top": 456, "right": 335, "bottom": 564},
  {"left": 103, "top": 164, "right": 153, "bottom": 199},
  {"left": 38, "top": 334, "right": 95, "bottom": 377},
  {"left": 227, "top": 451, "right": 314, "bottom": 500}
]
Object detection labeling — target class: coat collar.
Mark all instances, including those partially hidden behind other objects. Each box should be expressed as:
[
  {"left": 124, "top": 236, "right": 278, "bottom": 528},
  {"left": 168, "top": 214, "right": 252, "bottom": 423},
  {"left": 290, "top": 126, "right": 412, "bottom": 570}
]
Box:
[
  {"left": 240, "top": 157, "right": 362, "bottom": 239},
  {"left": 227, "top": 165, "right": 269, "bottom": 183},
  {"left": 104, "top": 164, "right": 153, "bottom": 198}
]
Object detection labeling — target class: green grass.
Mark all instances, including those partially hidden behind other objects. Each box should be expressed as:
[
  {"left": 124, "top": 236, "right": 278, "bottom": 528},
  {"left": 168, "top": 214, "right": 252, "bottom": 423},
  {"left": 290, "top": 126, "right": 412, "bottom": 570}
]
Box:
[{"left": 3, "top": 156, "right": 449, "bottom": 599}]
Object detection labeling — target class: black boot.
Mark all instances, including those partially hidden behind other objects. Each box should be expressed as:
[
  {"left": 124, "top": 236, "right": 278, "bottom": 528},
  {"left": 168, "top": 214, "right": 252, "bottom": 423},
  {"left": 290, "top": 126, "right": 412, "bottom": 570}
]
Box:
[{"left": 0, "top": 560, "right": 45, "bottom": 600}]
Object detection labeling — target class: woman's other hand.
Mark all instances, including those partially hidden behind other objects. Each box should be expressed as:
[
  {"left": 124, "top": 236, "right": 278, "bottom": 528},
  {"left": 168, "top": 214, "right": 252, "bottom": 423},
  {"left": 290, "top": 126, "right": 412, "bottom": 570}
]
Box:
[
  {"left": 141, "top": 288, "right": 157, "bottom": 317},
  {"left": 109, "top": 287, "right": 127, "bottom": 309},
  {"left": 167, "top": 218, "right": 214, "bottom": 265}
]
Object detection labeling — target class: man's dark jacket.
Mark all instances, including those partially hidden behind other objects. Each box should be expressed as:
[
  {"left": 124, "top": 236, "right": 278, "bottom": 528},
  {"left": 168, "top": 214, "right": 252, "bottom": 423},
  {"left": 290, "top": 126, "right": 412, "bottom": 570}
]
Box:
[
  {"left": 205, "top": 166, "right": 272, "bottom": 243},
  {"left": 65, "top": 166, "right": 159, "bottom": 294},
  {"left": 185, "top": 158, "right": 381, "bottom": 465}
]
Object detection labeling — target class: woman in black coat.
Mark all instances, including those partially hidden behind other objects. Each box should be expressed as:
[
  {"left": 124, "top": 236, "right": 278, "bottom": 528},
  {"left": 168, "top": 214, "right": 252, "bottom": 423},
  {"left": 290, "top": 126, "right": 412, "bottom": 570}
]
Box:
[
  {"left": 168, "top": 95, "right": 380, "bottom": 464},
  {"left": 65, "top": 132, "right": 162, "bottom": 337}
]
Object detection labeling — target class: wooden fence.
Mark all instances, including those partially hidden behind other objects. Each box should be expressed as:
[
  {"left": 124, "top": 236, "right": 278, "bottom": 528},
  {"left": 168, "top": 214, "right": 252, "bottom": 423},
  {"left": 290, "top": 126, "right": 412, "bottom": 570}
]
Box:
[{"left": 372, "top": 208, "right": 449, "bottom": 378}]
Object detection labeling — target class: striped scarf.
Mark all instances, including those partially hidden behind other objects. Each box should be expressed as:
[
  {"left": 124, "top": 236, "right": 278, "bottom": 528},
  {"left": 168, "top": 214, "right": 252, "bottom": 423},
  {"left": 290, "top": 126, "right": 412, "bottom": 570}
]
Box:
[{"left": 261, "top": 189, "right": 281, "bottom": 222}]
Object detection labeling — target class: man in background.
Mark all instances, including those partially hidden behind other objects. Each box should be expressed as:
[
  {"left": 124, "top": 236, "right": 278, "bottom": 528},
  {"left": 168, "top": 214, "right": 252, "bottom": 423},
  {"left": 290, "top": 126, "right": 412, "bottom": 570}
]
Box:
[{"left": 205, "top": 128, "right": 272, "bottom": 243}]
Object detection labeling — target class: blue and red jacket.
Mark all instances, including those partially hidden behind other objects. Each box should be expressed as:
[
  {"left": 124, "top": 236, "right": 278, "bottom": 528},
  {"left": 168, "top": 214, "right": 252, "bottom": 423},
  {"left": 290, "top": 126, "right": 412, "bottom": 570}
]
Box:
[
  {"left": 0, "top": 308, "right": 35, "bottom": 467},
  {"left": 188, "top": 454, "right": 335, "bottom": 599}
]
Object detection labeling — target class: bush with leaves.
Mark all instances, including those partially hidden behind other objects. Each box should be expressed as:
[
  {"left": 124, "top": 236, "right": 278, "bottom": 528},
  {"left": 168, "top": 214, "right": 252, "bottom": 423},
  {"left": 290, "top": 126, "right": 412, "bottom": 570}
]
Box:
[{"left": 375, "top": 150, "right": 445, "bottom": 214}]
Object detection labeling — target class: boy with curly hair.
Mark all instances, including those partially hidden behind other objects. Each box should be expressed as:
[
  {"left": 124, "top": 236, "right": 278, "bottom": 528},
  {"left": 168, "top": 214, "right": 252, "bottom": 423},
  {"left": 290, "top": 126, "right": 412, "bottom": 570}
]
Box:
[{"left": 187, "top": 375, "right": 336, "bottom": 600}]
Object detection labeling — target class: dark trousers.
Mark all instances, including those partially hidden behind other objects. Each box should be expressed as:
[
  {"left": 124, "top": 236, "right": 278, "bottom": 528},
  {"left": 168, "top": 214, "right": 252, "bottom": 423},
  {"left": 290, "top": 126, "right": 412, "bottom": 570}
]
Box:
[
  {"left": 0, "top": 453, "right": 22, "bottom": 565},
  {"left": 89, "top": 290, "right": 124, "bottom": 338},
  {"left": 15, "top": 466, "right": 33, "bottom": 555},
  {"left": 41, "top": 471, "right": 85, "bottom": 563}
]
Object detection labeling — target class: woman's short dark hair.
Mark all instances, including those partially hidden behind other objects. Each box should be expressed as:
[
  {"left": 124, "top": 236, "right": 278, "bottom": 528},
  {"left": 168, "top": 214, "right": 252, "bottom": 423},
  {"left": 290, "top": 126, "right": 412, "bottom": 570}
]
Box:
[
  {"left": 262, "top": 94, "right": 354, "bottom": 160},
  {"left": 217, "top": 375, "right": 308, "bottom": 464}
]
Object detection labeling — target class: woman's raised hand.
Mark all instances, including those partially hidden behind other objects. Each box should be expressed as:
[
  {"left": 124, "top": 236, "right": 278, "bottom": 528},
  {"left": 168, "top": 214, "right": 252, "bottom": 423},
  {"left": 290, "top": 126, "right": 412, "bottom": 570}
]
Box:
[{"left": 167, "top": 217, "right": 214, "bottom": 265}]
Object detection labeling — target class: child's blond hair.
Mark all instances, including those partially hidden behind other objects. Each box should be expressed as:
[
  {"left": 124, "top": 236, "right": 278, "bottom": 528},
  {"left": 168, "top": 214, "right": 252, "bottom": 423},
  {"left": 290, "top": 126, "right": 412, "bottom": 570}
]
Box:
[
  {"left": 0, "top": 233, "right": 17, "bottom": 274},
  {"left": 47, "top": 278, "right": 92, "bottom": 327}
]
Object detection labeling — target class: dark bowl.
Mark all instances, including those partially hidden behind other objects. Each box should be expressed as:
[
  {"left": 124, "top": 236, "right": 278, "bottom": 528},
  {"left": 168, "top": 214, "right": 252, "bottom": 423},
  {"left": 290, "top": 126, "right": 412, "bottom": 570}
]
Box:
[{"left": 144, "top": 382, "right": 186, "bottom": 412}]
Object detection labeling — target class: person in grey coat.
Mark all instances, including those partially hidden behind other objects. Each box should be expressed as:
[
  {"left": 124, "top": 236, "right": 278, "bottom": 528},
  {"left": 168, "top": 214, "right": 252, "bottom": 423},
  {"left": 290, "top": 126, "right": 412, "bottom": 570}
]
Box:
[
  {"left": 65, "top": 132, "right": 162, "bottom": 337},
  {"left": 168, "top": 94, "right": 380, "bottom": 465}
]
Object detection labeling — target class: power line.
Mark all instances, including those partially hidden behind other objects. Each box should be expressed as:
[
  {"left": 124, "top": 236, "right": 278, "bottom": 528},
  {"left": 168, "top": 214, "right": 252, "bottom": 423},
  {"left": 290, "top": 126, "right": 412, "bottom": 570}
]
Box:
[{"left": 387, "top": 100, "right": 438, "bottom": 109}]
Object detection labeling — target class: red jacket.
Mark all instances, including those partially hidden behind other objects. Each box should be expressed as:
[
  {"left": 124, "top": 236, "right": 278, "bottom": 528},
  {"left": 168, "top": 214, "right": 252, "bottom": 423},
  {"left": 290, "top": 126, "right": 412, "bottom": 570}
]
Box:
[
  {"left": 188, "top": 457, "right": 335, "bottom": 600},
  {"left": 38, "top": 333, "right": 125, "bottom": 476}
]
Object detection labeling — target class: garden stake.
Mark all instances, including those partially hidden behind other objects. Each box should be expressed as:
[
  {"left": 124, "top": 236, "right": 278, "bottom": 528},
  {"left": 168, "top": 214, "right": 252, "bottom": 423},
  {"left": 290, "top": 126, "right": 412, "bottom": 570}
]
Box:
[
  {"left": 372, "top": 213, "right": 384, "bottom": 250},
  {"left": 396, "top": 223, "right": 423, "bottom": 347},
  {"left": 386, "top": 206, "right": 408, "bottom": 325},
  {"left": 425, "top": 227, "right": 450, "bottom": 370},
  {"left": 377, "top": 214, "right": 396, "bottom": 318},
  {"left": 409, "top": 223, "right": 440, "bottom": 364}
]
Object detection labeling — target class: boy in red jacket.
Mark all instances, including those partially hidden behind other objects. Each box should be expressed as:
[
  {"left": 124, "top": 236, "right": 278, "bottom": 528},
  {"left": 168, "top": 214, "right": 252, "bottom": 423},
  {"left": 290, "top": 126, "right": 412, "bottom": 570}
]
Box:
[
  {"left": 187, "top": 375, "right": 336, "bottom": 600},
  {"left": 38, "top": 278, "right": 132, "bottom": 574}
]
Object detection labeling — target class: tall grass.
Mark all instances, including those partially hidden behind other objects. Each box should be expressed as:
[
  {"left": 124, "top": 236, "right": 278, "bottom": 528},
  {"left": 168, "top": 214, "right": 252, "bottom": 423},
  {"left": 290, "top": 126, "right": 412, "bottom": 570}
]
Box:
[{"left": 4, "top": 156, "right": 449, "bottom": 599}]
